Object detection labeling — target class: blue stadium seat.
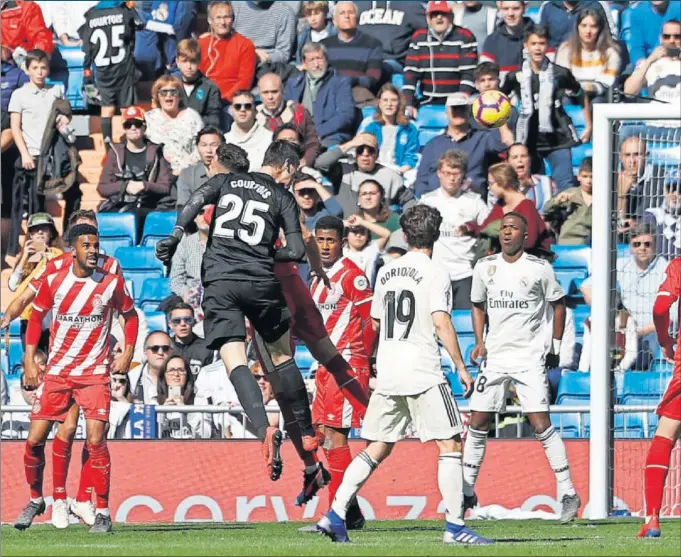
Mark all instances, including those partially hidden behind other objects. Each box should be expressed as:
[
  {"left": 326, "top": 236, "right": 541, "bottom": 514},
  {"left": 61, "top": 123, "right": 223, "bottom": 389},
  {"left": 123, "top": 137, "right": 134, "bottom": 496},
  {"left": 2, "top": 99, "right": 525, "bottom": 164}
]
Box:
[
  {"left": 8, "top": 318, "right": 21, "bottom": 339},
  {"left": 115, "top": 246, "right": 164, "bottom": 295},
  {"left": 650, "top": 144, "right": 681, "bottom": 166},
  {"left": 551, "top": 413, "right": 582, "bottom": 438},
  {"left": 8, "top": 338, "right": 24, "bottom": 376},
  {"left": 619, "top": 395, "right": 659, "bottom": 436},
  {"left": 138, "top": 278, "right": 171, "bottom": 312},
  {"left": 555, "top": 269, "right": 588, "bottom": 295},
  {"left": 617, "top": 243, "right": 630, "bottom": 259},
  {"left": 525, "top": 5, "right": 541, "bottom": 23},
  {"left": 391, "top": 73, "right": 404, "bottom": 89},
  {"left": 144, "top": 311, "right": 168, "bottom": 333},
  {"left": 141, "top": 212, "right": 178, "bottom": 248},
  {"left": 571, "top": 305, "right": 590, "bottom": 337},
  {"left": 48, "top": 45, "right": 87, "bottom": 111},
  {"left": 451, "top": 310, "right": 473, "bottom": 336},
  {"left": 556, "top": 371, "right": 590, "bottom": 403},
  {"left": 565, "top": 105, "right": 586, "bottom": 130},
  {"left": 361, "top": 106, "right": 376, "bottom": 121},
  {"left": 551, "top": 245, "right": 590, "bottom": 272},
  {"left": 649, "top": 359, "right": 674, "bottom": 373},
  {"left": 621, "top": 372, "right": 672, "bottom": 402},
  {"left": 416, "top": 105, "right": 448, "bottom": 148},
  {"left": 571, "top": 143, "right": 593, "bottom": 171},
  {"left": 98, "top": 213, "right": 137, "bottom": 255},
  {"left": 294, "top": 345, "right": 316, "bottom": 379}
]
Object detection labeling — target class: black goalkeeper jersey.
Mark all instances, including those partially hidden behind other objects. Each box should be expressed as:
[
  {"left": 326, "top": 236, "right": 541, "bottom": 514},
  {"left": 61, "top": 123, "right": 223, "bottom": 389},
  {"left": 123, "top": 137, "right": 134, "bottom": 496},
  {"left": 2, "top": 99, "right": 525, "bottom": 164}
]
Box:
[
  {"left": 79, "top": 4, "right": 144, "bottom": 88},
  {"left": 190, "top": 172, "right": 302, "bottom": 284}
]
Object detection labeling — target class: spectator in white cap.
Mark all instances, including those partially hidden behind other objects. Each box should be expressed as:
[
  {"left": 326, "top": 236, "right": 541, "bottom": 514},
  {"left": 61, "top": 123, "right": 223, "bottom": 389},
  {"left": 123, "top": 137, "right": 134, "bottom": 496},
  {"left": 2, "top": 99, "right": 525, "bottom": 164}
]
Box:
[{"left": 413, "top": 91, "right": 514, "bottom": 198}]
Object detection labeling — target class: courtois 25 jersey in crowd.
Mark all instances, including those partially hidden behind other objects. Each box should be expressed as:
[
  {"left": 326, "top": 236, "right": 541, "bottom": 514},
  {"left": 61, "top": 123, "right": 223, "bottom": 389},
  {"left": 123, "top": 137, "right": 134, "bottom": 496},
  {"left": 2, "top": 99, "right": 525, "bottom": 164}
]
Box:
[
  {"left": 471, "top": 253, "right": 565, "bottom": 373},
  {"left": 80, "top": 3, "right": 143, "bottom": 88},
  {"left": 310, "top": 256, "right": 374, "bottom": 369},
  {"left": 29, "top": 252, "right": 122, "bottom": 293},
  {"left": 197, "top": 172, "right": 302, "bottom": 284},
  {"left": 370, "top": 252, "right": 453, "bottom": 396},
  {"left": 31, "top": 266, "right": 135, "bottom": 384}
]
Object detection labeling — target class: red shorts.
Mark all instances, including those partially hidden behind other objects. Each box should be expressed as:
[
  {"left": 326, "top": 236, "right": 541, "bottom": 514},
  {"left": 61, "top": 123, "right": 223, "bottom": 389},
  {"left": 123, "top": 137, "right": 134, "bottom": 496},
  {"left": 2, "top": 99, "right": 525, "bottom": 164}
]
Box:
[
  {"left": 312, "top": 365, "right": 369, "bottom": 428},
  {"left": 31, "top": 376, "right": 111, "bottom": 423},
  {"left": 657, "top": 373, "right": 681, "bottom": 421},
  {"left": 278, "top": 271, "right": 327, "bottom": 345}
]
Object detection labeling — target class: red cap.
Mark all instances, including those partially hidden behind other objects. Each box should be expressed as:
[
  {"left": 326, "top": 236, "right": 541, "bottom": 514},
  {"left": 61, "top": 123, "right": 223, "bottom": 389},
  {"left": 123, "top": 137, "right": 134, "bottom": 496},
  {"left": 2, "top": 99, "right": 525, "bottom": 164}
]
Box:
[
  {"left": 426, "top": 1, "right": 452, "bottom": 14},
  {"left": 122, "top": 106, "right": 146, "bottom": 122}
]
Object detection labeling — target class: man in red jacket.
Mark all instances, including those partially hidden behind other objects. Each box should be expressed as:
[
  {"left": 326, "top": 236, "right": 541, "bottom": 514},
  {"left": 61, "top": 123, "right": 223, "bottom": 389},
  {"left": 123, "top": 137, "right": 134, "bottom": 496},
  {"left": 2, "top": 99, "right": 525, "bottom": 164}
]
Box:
[
  {"left": 0, "top": 0, "right": 54, "bottom": 64},
  {"left": 198, "top": 1, "right": 255, "bottom": 130}
]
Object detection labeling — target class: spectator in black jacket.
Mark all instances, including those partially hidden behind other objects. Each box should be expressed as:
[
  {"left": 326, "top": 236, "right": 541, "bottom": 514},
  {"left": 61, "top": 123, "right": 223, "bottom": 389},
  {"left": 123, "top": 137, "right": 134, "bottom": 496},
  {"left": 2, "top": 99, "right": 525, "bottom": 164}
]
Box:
[
  {"left": 168, "top": 302, "right": 215, "bottom": 377},
  {"left": 174, "top": 39, "right": 222, "bottom": 129}
]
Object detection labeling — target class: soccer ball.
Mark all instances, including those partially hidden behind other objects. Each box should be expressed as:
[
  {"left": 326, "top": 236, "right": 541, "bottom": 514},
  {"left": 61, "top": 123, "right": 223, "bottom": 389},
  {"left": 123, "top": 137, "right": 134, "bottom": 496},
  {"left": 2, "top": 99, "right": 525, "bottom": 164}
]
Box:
[{"left": 472, "top": 90, "right": 512, "bottom": 129}]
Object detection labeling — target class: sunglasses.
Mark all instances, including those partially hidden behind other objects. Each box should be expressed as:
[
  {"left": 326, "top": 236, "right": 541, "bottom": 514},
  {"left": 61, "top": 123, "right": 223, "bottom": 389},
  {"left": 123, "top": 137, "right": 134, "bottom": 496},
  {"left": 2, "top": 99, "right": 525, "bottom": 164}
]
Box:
[
  {"left": 147, "top": 345, "right": 172, "bottom": 354},
  {"left": 357, "top": 145, "right": 377, "bottom": 156},
  {"left": 170, "top": 317, "right": 195, "bottom": 325},
  {"left": 112, "top": 377, "right": 128, "bottom": 385},
  {"left": 233, "top": 103, "right": 253, "bottom": 111},
  {"left": 295, "top": 188, "right": 316, "bottom": 197},
  {"left": 632, "top": 241, "right": 652, "bottom": 248},
  {"left": 253, "top": 374, "right": 267, "bottom": 380},
  {"left": 662, "top": 34, "right": 681, "bottom": 39},
  {"left": 123, "top": 121, "right": 144, "bottom": 129},
  {"left": 22, "top": 383, "right": 37, "bottom": 392},
  {"left": 159, "top": 88, "right": 179, "bottom": 97},
  {"left": 166, "top": 367, "right": 187, "bottom": 375}
]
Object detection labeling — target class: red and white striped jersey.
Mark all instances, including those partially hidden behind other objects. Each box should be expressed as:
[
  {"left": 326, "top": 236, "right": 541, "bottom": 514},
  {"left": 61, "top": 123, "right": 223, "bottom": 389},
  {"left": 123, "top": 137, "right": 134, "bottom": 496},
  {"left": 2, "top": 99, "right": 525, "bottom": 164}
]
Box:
[
  {"left": 654, "top": 257, "right": 681, "bottom": 378},
  {"left": 310, "top": 257, "right": 373, "bottom": 369},
  {"left": 31, "top": 266, "right": 135, "bottom": 384},
  {"left": 29, "top": 252, "right": 122, "bottom": 293}
]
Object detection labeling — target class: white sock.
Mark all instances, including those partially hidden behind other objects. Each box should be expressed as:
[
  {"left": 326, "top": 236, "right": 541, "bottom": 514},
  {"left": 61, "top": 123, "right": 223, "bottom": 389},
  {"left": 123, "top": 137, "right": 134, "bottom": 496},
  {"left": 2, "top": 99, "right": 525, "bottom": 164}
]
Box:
[
  {"left": 438, "top": 452, "right": 464, "bottom": 526},
  {"left": 462, "top": 428, "right": 488, "bottom": 497},
  {"left": 30, "top": 497, "right": 44, "bottom": 504},
  {"left": 331, "top": 451, "right": 377, "bottom": 520},
  {"left": 96, "top": 508, "right": 110, "bottom": 517},
  {"left": 536, "top": 426, "right": 576, "bottom": 497}
]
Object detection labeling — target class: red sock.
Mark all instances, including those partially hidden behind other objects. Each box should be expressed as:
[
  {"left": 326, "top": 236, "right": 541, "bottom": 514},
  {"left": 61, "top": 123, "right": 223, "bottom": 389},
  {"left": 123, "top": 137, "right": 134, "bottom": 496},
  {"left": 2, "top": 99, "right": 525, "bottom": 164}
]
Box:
[
  {"left": 324, "top": 355, "right": 368, "bottom": 418},
  {"left": 644, "top": 435, "right": 674, "bottom": 517},
  {"left": 276, "top": 394, "right": 318, "bottom": 467},
  {"left": 87, "top": 441, "right": 111, "bottom": 510},
  {"left": 325, "top": 445, "right": 353, "bottom": 508},
  {"left": 24, "top": 442, "right": 46, "bottom": 500},
  {"left": 52, "top": 436, "right": 72, "bottom": 501},
  {"left": 76, "top": 444, "right": 93, "bottom": 503}
]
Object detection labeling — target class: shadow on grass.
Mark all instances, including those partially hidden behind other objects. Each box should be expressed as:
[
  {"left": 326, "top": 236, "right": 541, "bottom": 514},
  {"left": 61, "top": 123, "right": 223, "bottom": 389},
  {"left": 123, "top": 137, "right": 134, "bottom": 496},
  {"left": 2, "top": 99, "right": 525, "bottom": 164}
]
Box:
[{"left": 120, "top": 523, "right": 257, "bottom": 533}]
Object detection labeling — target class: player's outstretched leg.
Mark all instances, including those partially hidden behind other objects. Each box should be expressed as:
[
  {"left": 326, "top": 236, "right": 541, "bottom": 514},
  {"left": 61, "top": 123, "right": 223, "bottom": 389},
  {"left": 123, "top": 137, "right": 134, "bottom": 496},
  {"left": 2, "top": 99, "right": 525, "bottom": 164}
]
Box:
[
  {"left": 71, "top": 444, "right": 96, "bottom": 526},
  {"left": 638, "top": 416, "right": 680, "bottom": 538},
  {"left": 530, "top": 416, "right": 580, "bottom": 523},
  {"left": 317, "top": 446, "right": 387, "bottom": 543}
]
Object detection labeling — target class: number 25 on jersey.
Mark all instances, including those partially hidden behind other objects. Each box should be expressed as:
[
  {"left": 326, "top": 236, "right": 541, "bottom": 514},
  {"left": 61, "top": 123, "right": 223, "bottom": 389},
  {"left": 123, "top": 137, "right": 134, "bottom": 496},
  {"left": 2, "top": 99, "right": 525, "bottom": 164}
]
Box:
[{"left": 212, "top": 193, "right": 270, "bottom": 246}]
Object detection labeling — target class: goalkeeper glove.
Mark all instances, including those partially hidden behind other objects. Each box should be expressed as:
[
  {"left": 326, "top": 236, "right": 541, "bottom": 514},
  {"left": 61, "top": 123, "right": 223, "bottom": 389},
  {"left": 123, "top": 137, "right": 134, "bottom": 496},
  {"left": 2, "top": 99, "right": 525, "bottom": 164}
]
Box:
[{"left": 155, "top": 228, "right": 183, "bottom": 263}]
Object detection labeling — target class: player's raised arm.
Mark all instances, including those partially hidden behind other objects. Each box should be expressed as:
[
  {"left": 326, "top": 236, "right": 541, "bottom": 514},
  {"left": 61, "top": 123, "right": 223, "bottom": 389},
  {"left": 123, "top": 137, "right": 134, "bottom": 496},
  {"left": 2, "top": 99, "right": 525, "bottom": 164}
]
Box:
[
  {"left": 274, "top": 190, "right": 305, "bottom": 263},
  {"left": 155, "top": 175, "right": 225, "bottom": 263},
  {"left": 653, "top": 258, "right": 680, "bottom": 361}
]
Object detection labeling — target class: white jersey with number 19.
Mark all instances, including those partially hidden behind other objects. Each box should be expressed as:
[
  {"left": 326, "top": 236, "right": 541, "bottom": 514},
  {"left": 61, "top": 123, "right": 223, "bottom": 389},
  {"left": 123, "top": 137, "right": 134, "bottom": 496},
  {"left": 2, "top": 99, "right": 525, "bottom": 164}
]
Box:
[
  {"left": 471, "top": 252, "right": 565, "bottom": 374},
  {"left": 370, "top": 251, "right": 453, "bottom": 396}
]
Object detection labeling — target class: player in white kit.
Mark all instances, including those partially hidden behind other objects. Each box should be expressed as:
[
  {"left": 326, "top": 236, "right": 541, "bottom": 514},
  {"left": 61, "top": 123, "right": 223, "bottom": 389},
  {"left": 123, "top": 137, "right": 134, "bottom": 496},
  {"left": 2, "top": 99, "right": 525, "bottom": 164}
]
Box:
[
  {"left": 462, "top": 212, "right": 581, "bottom": 523},
  {"left": 315, "top": 205, "right": 494, "bottom": 545}
]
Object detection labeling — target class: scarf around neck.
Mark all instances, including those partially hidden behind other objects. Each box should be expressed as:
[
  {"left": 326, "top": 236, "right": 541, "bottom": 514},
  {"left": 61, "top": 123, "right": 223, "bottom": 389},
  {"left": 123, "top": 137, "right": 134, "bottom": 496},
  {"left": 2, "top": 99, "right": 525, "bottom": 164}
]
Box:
[{"left": 516, "top": 56, "right": 554, "bottom": 145}]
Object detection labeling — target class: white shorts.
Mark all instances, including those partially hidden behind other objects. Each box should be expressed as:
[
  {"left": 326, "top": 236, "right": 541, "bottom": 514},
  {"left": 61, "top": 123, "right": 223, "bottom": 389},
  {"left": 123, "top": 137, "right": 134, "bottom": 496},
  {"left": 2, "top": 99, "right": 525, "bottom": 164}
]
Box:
[
  {"left": 468, "top": 366, "right": 550, "bottom": 413},
  {"left": 361, "top": 383, "right": 464, "bottom": 443}
]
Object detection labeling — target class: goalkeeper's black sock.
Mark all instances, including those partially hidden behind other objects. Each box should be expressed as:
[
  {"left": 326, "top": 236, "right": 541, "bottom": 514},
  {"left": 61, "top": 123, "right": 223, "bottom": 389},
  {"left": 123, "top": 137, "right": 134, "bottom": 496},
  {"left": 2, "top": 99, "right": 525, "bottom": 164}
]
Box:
[
  {"left": 273, "top": 358, "right": 315, "bottom": 438},
  {"left": 101, "top": 117, "right": 113, "bottom": 147},
  {"left": 230, "top": 365, "right": 270, "bottom": 440}
]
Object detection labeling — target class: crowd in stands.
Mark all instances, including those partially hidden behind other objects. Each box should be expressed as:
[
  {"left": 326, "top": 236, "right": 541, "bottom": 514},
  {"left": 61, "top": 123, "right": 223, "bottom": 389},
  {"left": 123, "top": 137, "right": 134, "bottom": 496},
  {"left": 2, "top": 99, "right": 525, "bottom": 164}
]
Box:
[{"left": 1, "top": 0, "right": 680, "bottom": 440}]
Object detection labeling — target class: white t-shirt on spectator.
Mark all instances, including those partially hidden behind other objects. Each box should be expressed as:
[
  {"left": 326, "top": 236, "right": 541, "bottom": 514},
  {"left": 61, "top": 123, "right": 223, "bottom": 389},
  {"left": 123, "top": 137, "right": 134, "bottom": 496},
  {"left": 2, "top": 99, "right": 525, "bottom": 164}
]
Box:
[
  {"left": 223, "top": 122, "right": 273, "bottom": 171},
  {"left": 8, "top": 83, "right": 65, "bottom": 156}
]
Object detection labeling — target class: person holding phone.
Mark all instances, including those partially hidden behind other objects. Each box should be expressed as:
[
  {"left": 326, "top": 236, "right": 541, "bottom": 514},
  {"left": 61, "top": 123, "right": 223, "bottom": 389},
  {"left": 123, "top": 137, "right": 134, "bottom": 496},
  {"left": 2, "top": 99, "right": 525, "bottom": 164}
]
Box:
[
  {"left": 7, "top": 213, "right": 63, "bottom": 350},
  {"left": 157, "top": 355, "right": 195, "bottom": 407}
]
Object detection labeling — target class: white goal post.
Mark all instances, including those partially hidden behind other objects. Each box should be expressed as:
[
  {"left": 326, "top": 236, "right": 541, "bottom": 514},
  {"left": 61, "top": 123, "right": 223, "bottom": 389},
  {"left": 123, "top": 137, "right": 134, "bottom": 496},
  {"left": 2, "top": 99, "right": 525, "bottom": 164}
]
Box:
[{"left": 590, "top": 103, "right": 681, "bottom": 520}]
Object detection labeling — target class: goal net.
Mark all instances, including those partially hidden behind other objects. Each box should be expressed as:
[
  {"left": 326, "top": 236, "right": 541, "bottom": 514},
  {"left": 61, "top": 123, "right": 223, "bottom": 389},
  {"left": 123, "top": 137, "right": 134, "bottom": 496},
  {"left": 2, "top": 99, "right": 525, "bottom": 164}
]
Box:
[{"left": 591, "top": 104, "right": 680, "bottom": 519}]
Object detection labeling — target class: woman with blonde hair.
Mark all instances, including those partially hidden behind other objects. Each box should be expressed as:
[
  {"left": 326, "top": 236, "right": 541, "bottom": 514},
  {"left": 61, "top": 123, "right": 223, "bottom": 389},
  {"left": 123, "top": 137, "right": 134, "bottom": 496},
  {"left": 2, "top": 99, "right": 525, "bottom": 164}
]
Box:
[
  {"left": 461, "top": 163, "right": 553, "bottom": 254},
  {"left": 145, "top": 75, "right": 204, "bottom": 175}
]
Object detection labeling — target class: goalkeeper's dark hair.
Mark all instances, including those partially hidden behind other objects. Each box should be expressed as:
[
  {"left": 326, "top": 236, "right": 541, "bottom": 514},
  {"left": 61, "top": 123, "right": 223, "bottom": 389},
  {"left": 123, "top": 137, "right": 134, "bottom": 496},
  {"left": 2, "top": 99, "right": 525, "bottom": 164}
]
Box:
[
  {"left": 263, "top": 139, "right": 302, "bottom": 170},
  {"left": 216, "top": 143, "right": 250, "bottom": 173},
  {"left": 314, "top": 215, "right": 344, "bottom": 238},
  {"left": 69, "top": 224, "right": 99, "bottom": 240},
  {"left": 400, "top": 205, "right": 442, "bottom": 250}
]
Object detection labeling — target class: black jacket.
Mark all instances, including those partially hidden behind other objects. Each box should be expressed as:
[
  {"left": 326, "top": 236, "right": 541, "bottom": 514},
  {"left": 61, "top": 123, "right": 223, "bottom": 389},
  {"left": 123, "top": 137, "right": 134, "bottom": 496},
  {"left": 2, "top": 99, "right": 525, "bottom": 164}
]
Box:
[
  {"left": 175, "top": 72, "right": 222, "bottom": 129},
  {"left": 171, "top": 335, "right": 215, "bottom": 376}
]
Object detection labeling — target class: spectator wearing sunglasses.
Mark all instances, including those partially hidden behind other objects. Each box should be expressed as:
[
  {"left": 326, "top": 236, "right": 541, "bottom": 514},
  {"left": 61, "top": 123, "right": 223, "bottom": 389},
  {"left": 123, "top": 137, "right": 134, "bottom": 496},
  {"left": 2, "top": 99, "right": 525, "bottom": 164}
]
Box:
[
  {"left": 145, "top": 75, "right": 205, "bottom": 176},
  {"left": 167, "top": 302, "right": 215, "bottom": 377},
  {"left": 315, "top": 132, "right": 404, "bottom": 217},
  {"left": 128, "top": 331, "right": 173, "bottom": 405},
  {"left": 168, "top": 206, "right": 209, "bottom": 316},
  {"left": 616, "top": 223, "right": 670, "bottom": 370},
  {"left": 223, "top": 90, "right": 273, "bottom": 171},
  {"left": 98, "top": 106, "right": 173, "bottom": 239}
]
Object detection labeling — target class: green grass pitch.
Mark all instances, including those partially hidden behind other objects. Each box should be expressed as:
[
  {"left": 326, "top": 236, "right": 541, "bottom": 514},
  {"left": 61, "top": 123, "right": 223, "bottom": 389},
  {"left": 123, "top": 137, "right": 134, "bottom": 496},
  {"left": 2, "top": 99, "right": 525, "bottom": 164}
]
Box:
[{"left": 2, "top": 519, "right": 680, "bottom": 556}]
